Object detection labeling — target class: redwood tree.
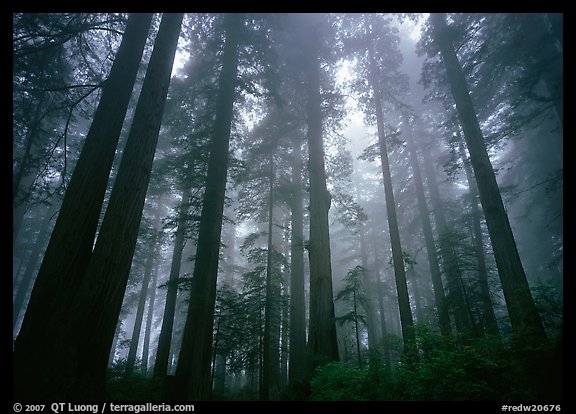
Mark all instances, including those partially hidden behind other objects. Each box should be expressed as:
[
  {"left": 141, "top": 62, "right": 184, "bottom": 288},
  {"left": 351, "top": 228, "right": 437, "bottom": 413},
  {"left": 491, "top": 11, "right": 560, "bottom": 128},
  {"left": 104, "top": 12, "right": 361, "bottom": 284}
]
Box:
[
  {"left": 13, "top": 13, "right": 154, "bottom": 400},
  {"left": 430, "top": 13, "right": 546, "bottom": 339},
  {"left": 173, "top": 13, "right": 242, "bottom": 400}
]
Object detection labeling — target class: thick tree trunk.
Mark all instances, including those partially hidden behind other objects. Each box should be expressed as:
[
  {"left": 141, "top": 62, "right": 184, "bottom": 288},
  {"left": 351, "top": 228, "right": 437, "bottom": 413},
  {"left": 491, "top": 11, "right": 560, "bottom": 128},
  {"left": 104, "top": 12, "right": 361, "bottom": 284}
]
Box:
[
  {"left": 304, "top": 37, "right": 340, "bottom": 366},
  {"left": 369, "top": 58, "right": 415, "bottom": 349},
  {"left": 404, "top": 121, "right": 451, "bottom": 336},
  {"left": 154, "top": 186, "right": 190, "bottom": 379},
  {"left": 457, "top": 135, "right": 500, "bottom": 337},
  {"left": 431, "top": 13, "right": 546, "bottom": 339},
  {"left": 68, "top": 14, "right": 182, "bottom": 399},
  {"left": 13, "top": 208, "right": 52, "bottom": 333},
  {"left": 13, "top": 13, "right": 154, "bottom": 400},
  {"left": 294, "top": 15, "right": 340, "bottom": 368},
  {"left": 288, "top": 139, "right": 307, "bottom": 387},
  {"left": 18, "top": 12, "right": 180, "bottom": 399},
  {"left": 173, "top": 13, "right": 241, "bottom": 400}
]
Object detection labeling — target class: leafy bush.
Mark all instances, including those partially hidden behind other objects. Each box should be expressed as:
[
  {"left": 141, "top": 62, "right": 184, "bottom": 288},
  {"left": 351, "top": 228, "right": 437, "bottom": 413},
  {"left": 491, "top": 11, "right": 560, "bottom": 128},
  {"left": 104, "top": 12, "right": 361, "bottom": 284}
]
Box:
[
  {"left": 310, "top": 362, "right": 370, "bottom": 400},
  {"left": 106, "top": 359, "right": 162, "bottom": 400}
]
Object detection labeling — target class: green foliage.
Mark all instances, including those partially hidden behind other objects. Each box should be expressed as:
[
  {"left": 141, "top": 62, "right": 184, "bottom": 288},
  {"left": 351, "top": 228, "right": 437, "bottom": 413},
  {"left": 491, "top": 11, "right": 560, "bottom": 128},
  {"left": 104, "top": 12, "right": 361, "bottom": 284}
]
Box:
[
  {"left": 106, "top": 360, "right": 162, "bottom": 400},
  {"left": 310, "top": 362, "right": 370, "bottom": 400},
  {"left": 398, "top": 326, "right": 562, "bottom": 401},
  {"left": 309, "top": 325, "right": 562, "bottom": 401}
]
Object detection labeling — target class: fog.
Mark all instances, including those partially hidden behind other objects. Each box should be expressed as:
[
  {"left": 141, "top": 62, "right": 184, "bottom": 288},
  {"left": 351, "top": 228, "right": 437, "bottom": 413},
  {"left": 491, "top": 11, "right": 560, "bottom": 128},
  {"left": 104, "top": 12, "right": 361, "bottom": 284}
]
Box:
[{"left": 13, "top": 13, "right": 562, "bottom": 403}]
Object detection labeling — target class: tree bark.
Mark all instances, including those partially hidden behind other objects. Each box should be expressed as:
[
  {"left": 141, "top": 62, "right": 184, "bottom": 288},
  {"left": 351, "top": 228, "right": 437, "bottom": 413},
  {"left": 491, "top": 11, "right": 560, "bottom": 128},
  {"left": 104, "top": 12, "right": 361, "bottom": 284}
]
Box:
[
  {"left": 302, "top": 16, "right": 340, "bottom": 365},
  {"left": 420, "top": 144, "right": 475, "bottom": 338},
  {"left": 457, "top": 134, "right": 500, "bottom": 337},
  {"left": 173, "top": 13, "right": 241, "bottom": 400},
  {"left": 154, "top": 185, "right": 190, "bottom": 379},
  {"left": 288, "top": 139, "right": 307, "bottom": 387},
  {"left": 261, "top": 152, "right": 276, "bottom": 401},
  {"left": 13, "top": 13, "right": 154, "bottom": 400},
  {"left": 404, "top": 120, "right": 451, "bottom": 336},
  {"left": 430, "top": 13, "right": 546, "bottom": 339},
  {"left": 22, "top": 12, "right": 181, "bottom": 399},
  {"left": 369, "top": 57, "right": 415, "bottom": 349}
]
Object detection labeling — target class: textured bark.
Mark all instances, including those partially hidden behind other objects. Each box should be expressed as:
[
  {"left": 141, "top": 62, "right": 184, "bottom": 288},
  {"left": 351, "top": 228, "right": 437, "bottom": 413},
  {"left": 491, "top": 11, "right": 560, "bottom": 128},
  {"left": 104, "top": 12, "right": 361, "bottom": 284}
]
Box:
[
  {"left": 404, "top": 121, "right": 451, "bottom": 336},
  {"left": 69, "top": 13, "right": 182, "bottom": 398},
  {"left": 154, "top": 186, "right": 190, "bottom": 379},
  {"left": 302, "top": 16, "right": 339, "bottom": 364},
  {"left": 173, "top": 13, "right": 241, "bottom": 400},
  {"left": 13, "top": 13, "right": 153, "bottom": 400},
  {"left": 457, "top": 135, "right": 500, "bottom": 337},
  {"left": 288, "top": 140, "right": 307, "bottom": 386},
  {"left": 369, "top": 57, "right": 415, "bottom": 348},
  {"left": 431, "top": 13, "right": 546, "bottom": 339}
]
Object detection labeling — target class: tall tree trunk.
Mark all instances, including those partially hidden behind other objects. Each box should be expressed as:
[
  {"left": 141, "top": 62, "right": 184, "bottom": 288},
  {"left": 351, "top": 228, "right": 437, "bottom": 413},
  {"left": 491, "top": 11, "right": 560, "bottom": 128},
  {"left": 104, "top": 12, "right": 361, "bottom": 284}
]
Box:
[
  {"left": 421, "top": 145, "right": 475, "bottom": 338},
  {"left": 24, "top": 13, "right": 182, "bottom": 400},
  {"left": 154, "top": 185, "right": 190, "bottom": 379},
  {"left": 288, "top": 139, "right": 307, "bottom": 387},
  {"left": 13, "top": 208, "right": 53, "bottom": 333},
  {"left": 173, "top": 13, "right": 241, "bottom": 400},
  {"left": 261, "top": 152, "right": 276, "bottom": 401},
  {"left": 404, "top": 120, "right": 451, "bottom": 336},
  {"left": 13, "top": 13, "right": 154, "bottom": 400},
  {"left": 430, "top": 13, "right": 546, "bottom": 339},
  {"left": 142, "top": 251, "right": 161, "bottom": 373},
  {"left": 300, "top": 15, "right": 340, "bottom": 366},
  {"left": 457, "top": 134, "right": 500, "bottom": 337},
  {"left": 125, "top": 207, "right": 162, "bottom": 376},
  {"left": 369, "top": 57, "right": 415, "bottom": 349}
]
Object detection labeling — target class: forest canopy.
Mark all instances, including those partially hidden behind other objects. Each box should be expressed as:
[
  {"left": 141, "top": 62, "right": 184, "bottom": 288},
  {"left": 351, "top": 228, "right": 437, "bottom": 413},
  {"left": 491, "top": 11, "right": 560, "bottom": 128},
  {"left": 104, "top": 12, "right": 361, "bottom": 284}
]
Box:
[{"left": 12, "top": 12, "right": 562, "bottom": 403}]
